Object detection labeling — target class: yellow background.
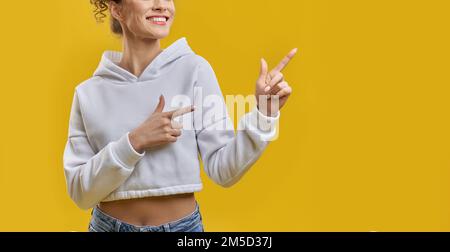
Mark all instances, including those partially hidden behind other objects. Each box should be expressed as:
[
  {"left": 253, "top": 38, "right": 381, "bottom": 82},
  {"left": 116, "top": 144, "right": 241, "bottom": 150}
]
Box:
[{"left": 0, "top": 0, "right": 449, "bottom": 231}]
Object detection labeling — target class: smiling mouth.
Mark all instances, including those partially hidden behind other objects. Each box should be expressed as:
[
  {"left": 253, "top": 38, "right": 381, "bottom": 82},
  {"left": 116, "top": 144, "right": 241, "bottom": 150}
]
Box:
[{"left": 146, "top": 16, "right": 169, "bottom": 25}]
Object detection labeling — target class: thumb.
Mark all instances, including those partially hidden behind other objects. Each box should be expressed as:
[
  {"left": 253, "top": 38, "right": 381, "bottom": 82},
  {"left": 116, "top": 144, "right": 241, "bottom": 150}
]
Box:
[
  {"left": 153, "top": 95, "right": 165, "bottom": 113},
  {"left": 258, "top": 58, "right": 268, "bottom": 83}
]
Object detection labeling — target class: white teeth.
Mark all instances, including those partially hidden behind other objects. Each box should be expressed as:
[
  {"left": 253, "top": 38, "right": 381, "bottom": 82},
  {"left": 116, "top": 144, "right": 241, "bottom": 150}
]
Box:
[{"left": 150, "top": 17, "right": 166, "bottom": 22}]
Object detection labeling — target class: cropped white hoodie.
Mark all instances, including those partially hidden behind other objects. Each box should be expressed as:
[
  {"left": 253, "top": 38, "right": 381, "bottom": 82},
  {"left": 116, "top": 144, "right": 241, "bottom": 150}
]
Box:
[{"left": 63, "top": 37, "right": 280, "bottom": 209}]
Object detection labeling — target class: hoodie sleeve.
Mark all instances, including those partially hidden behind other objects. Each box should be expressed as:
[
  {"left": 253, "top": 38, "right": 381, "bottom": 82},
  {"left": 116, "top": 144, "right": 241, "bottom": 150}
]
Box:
[
  {"left": 194, "top": 57, "right": 280, "bottom": 187},
  {"left": 63, "top": 90, "right": 145, "bottom": 210}
]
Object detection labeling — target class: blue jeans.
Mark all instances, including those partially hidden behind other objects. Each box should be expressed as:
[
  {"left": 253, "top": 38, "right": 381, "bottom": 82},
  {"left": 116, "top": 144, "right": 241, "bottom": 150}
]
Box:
[{"left": 88, "top": 202, "right": 204, "bottom": 232}]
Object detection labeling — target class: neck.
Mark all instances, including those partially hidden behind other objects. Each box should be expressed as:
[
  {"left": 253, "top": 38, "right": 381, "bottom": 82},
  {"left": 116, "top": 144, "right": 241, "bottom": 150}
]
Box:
[{"left": 119, "top": 32, "right": 162, "bottom": 78}]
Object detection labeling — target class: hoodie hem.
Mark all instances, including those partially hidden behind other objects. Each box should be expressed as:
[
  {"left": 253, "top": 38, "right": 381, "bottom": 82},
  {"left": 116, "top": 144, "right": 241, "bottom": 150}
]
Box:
[{"left": 101, "top": 184, "right": 203, "bottom": 202}]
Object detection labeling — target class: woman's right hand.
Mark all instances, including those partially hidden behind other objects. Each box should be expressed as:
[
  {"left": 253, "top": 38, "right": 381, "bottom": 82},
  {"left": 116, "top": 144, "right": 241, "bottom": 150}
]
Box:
[{"left": 129, "top": 95, "right": 195, "bottom": 154}]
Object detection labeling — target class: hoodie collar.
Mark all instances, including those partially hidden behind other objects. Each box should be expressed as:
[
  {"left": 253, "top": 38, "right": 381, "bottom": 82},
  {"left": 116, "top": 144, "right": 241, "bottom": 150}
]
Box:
[{"left": 93, "top": 37, "right": 194, "bottom": 83}]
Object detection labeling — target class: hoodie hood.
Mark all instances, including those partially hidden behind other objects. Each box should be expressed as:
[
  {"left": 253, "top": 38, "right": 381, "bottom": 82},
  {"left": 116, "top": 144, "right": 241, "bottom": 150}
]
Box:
[{"left": 93, "top": 37, "right": 195, "bottom": 83}]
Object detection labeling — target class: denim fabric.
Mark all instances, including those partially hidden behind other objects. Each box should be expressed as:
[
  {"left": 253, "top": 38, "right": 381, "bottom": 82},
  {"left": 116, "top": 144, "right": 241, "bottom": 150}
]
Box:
[{"left": 88, "top": 202, "right": 204, "bottom": 232}]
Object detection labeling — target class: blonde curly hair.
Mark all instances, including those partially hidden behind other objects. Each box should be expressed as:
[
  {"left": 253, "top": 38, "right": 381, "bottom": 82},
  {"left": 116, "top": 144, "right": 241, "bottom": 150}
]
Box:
[{"left": 90, "top": 0, "right": 123, "bottom": 35}]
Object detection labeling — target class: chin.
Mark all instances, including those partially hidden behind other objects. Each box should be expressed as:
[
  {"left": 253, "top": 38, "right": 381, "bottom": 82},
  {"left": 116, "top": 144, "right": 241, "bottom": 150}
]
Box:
[
  {"left": 144, "top": 28, "right": 170, "bottom": 40},
  {"left": 145, "top": 34, "right": 169, "bottom": 40}
]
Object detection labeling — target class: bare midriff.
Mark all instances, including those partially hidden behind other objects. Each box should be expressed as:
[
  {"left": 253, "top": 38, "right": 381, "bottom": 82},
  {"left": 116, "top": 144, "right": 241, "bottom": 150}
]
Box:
[{"left": 98, "top": 193, "right": 197, "bottom": 226}]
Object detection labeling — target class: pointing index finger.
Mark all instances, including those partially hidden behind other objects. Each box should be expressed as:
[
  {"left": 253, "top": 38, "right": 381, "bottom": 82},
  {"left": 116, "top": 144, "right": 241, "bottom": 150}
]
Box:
[
  {"left": 272, "top": 48, "right": 298, "bottom": 74},
  {"left": 165, "top": 105, "right": 196, "bottom": 119}
]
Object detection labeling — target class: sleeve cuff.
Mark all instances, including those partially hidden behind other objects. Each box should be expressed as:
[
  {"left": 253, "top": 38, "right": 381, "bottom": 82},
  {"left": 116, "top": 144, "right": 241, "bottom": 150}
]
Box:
[
  {"left": 111, "top": 132, "right": 145, "bottom": 169},
  {"left": 243, "top": 107, "right": 280, "bottom": 142},
  {"left": 255, "top": 107, "right": 280, "bottom": 124}
]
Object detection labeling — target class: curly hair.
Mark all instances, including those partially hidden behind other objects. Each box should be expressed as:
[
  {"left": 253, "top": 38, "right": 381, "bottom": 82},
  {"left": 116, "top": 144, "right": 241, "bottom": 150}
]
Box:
[{"left": 90, "top": 0, "right": 123, "bottom": 35}]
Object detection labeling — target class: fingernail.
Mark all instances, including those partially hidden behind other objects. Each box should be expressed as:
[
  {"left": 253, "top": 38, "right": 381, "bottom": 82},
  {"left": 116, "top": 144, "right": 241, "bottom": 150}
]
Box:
[{"left": 264, "top": 86, "right": 271, "bottom": 92}]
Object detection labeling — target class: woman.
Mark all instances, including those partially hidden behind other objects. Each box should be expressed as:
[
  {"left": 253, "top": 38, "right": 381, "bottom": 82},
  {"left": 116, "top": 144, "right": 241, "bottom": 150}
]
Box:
[{"left": 63, "top": 0, "right": 296, "bottom": 232}]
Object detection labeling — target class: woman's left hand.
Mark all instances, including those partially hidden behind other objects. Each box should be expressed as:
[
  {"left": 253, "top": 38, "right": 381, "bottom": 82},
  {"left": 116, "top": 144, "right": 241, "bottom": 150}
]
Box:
[{"left": 255, "top": 48, "right": 298, "bottom": 117}]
